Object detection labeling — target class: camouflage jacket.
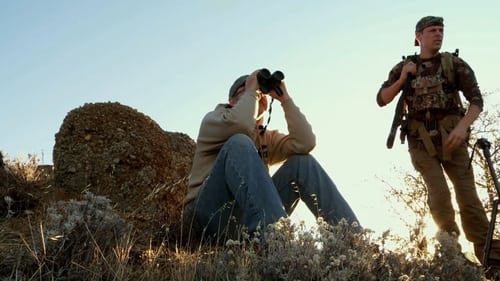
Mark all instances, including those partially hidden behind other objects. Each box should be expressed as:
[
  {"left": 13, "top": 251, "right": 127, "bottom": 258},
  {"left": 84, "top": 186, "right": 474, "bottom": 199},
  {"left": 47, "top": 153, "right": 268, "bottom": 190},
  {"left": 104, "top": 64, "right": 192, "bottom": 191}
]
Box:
[{"left": 376, "top": 52, "right": 483, "bottom": 118}]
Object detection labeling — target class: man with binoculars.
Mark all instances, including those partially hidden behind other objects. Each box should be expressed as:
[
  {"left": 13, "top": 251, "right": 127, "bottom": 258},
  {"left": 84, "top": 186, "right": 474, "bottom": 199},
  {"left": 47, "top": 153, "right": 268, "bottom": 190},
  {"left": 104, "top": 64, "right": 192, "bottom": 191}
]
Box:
[{"left": 183, "top": 68, "right": 360, "bottom": 241}]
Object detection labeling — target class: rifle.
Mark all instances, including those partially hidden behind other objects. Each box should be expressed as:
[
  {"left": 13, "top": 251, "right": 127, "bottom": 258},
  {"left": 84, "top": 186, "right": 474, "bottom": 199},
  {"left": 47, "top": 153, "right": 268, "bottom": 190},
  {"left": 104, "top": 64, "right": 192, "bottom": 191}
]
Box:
[{"left": 386, "top": 55, "right": 417, "bottom": 149}]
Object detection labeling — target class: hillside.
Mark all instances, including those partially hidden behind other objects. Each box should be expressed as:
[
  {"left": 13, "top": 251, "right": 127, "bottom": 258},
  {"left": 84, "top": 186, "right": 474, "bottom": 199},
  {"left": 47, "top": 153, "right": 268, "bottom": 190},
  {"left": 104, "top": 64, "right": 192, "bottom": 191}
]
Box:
[{"left": 0, "top": 102, "right": 496, "bottom": 280}]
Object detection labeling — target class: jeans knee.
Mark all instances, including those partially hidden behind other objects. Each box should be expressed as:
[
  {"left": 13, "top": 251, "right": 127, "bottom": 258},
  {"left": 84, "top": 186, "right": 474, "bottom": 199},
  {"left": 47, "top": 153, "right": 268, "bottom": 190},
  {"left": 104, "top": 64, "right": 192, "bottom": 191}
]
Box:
[
  {"left": 287, "top": 154, "right": 316, "bottom": 165},
  {"left": 227, "top": 133, "right": 252, "bottom": 143},
  {"left": 225, "top": 134, "right": 255, "bottom": 149}
]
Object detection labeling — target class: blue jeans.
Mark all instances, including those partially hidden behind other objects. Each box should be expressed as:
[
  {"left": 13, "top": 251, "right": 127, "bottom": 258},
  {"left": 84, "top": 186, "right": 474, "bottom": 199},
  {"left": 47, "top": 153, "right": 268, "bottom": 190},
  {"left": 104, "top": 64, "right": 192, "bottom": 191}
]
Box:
[{"left": 192, "top": 134, "right": 360, "bottom": 239}]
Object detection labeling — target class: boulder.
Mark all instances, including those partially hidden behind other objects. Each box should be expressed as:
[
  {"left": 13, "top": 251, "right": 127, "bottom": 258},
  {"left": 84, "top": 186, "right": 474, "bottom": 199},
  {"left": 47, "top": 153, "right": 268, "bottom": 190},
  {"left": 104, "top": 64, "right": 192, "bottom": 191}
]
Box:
[{"left": 53, "top": 102, "right": 195, "bottom": 243}]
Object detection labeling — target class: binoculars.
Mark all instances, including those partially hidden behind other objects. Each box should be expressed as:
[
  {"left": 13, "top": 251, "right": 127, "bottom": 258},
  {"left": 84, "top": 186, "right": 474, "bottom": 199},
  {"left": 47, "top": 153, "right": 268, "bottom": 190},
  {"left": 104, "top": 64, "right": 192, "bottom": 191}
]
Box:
[{"left": 257, "top": 68, "right": 284, "bottom": 96}]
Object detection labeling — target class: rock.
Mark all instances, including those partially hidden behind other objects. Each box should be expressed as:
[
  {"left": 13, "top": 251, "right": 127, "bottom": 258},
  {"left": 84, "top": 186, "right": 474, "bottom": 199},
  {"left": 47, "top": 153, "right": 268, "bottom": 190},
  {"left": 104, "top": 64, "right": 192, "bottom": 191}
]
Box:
[
  {"left": 0, "top": 151, "right": 5, "bottom": 186},
  {"left": 53, "top": 102, "right": 195, "bottom": 244}
]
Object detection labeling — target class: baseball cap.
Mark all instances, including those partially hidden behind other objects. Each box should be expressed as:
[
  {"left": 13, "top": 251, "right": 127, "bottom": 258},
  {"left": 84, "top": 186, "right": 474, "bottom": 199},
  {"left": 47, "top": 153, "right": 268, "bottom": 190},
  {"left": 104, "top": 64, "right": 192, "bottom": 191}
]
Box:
[
  {"left": 228, "top": 75, "right": 248, "bottom": 98},
  {"left": 414, "top": 16, "right": 444, "bottom": 46}
]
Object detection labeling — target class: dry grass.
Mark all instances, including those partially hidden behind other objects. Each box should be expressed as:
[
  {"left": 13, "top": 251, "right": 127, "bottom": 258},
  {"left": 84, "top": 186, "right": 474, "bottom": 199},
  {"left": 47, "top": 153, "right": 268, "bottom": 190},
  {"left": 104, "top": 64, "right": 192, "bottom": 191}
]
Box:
[{"left": 0, "top": 154, "right": 495, "bottom": 281}]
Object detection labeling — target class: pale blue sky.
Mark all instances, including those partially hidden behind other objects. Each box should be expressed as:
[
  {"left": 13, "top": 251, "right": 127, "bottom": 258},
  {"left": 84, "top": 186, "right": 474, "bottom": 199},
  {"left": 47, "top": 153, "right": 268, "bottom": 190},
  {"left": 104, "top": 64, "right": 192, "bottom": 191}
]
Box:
[{"left": 1, "top": 1, "right": 499, "bottom": 241}]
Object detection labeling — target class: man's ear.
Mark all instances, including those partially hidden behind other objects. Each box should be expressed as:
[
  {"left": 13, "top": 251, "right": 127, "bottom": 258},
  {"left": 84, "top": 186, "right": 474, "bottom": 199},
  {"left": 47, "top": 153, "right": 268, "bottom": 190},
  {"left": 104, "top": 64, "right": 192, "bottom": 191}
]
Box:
[
  {"left": 414, "top": 31, "right": 422, "bottom": 46},
  {"left": 228, "top": 96, "right": 238, "bottom": 107}
]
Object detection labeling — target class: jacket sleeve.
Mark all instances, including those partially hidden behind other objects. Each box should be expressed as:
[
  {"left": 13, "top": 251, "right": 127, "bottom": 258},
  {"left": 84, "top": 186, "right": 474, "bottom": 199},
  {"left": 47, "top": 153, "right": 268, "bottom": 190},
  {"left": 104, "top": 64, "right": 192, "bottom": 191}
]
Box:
[
  {"left": 454, "top": 56, "right": 483, "bottom": 110},
  {"left": 187, "top": 90, "right": 261, "bottom": 193},
  {"left": 197, "top": 90, "right": 260, "bottom": 143},
  {"left": 376, "top": 61, "right": 404, "bottom": 107},
  {"left": 264, "top": 98, "right": 316, "bottom": 165}
]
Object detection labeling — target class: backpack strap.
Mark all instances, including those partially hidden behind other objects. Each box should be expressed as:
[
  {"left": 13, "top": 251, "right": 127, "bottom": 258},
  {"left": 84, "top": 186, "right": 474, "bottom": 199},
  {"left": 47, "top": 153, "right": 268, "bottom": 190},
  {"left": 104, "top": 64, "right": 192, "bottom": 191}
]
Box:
[
  {"left": 408, "top": 117, "right": 456, "bottom": 161},
  {"left": 441, "top": 51, "right": 455, "bottom": 85},
  {"left": 441, "top": 49, "right": 464, "bottom": 112}
]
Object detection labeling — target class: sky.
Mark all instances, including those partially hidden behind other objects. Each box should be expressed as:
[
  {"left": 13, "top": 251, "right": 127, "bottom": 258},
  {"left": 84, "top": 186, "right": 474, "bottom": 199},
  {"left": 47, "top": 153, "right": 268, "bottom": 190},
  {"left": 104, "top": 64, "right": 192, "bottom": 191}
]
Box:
[{"left": 1, "top": 0, "right": 499, "bottom": 250}]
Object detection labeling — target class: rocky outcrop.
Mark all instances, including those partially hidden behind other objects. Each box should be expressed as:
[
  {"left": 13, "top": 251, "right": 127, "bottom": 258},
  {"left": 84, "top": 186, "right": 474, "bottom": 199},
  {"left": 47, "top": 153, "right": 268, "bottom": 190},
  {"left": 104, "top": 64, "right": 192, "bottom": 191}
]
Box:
[{"left": 52, "top": 102, "right": 195, "bottom": 243}]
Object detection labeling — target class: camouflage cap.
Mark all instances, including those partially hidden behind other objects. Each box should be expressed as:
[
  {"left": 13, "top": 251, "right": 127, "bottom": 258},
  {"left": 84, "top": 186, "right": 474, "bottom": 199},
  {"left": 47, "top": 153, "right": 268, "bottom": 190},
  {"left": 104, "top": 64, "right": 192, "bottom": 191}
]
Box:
[
  {"left": 415, "top": 16, "right": 443, "bottom": 32},
  {"left": 228, "top": 75, "right": 248, "bottom": 98},
  {"left": 414, "top": 16, "right": 444, "bottom": 46}
]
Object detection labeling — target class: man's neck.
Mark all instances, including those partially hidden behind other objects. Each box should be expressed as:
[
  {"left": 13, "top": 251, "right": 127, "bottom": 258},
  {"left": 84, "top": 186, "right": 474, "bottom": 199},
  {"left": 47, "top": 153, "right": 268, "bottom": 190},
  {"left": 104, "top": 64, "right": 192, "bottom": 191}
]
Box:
[{"left": 419, "top": 49, "right": 440, "bottom": 60}]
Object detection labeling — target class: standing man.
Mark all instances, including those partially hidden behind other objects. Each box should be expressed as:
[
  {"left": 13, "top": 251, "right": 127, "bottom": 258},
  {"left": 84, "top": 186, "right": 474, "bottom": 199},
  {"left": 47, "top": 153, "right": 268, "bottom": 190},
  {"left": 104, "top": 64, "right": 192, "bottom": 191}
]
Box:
[
  {"left": 184, "top": 69, "right": 360, "bottom": 243},
  {"left": 376, "top": 16, "right": 499, "bottom": 265}
]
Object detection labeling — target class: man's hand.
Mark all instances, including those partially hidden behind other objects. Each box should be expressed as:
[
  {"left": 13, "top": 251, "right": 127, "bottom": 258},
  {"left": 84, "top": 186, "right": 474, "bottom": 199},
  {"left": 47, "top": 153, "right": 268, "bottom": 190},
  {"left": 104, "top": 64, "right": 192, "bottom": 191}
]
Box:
[
  {"left": 444, "top": 123, "right": 468, "bottom": 152},
  {"left": 248, "top": 69, "right": 290, "bottom": 103},
  {"left": 245, "top": 71, "right": 260, "bottom": 92},
  {"left": 401, "top": 60, "right": 417, "bottom": 81},
  {"left": 378, "top": 60, "right": 417, "bottom": 106},
  {"left": 445, "top": 104, "right": 482, "bottom": 152},
  {"left": 268, "top": 81, "right": 291, "bottom": 103}
]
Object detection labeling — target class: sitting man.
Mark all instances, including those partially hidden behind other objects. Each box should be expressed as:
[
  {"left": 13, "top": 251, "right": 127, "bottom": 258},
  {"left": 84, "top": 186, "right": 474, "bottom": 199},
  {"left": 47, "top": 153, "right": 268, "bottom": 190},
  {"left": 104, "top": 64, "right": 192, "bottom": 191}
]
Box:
[{"left": 184, "top": 69, "right": 360, "bottom": 242}]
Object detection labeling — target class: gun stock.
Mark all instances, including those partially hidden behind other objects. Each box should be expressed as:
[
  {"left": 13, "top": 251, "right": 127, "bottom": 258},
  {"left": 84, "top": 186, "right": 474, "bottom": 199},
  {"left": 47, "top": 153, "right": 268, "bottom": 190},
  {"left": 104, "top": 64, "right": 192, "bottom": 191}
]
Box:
[
  {"left": 386, "top": 55, "right": 416, "bottom": 149},
  {"left": 386, "top": 91, "right": 406, "bottom": 149}
]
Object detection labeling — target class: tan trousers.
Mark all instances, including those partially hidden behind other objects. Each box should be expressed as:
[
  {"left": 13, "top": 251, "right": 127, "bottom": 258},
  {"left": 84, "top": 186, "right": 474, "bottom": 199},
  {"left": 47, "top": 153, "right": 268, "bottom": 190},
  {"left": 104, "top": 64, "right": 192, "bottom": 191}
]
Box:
[{"left": 408, "top": 137, "right": 496, "bottom": 261}]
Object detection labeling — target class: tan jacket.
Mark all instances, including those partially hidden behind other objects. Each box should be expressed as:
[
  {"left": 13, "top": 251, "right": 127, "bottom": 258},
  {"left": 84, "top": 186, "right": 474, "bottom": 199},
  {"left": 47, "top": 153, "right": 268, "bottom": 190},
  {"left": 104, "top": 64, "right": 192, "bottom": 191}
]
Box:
[{"left": 184, "top": 89, "right": 316, "bottom": 203}]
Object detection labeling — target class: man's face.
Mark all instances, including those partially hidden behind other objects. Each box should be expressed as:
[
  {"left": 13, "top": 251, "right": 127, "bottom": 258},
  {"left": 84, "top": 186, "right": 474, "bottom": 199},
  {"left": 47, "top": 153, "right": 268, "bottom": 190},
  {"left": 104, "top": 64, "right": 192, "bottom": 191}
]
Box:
[
  {"left": 229, "top": 85, "right": 268, "bottom": 119},
  {"left": 417, "top": 25, "right": 444, "bottom": 51}
]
